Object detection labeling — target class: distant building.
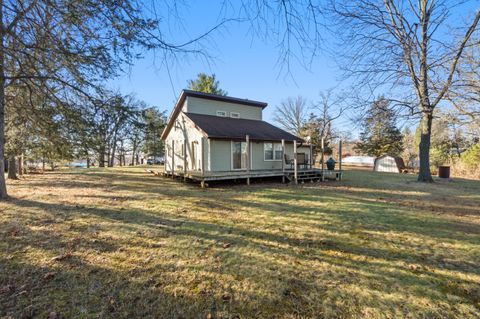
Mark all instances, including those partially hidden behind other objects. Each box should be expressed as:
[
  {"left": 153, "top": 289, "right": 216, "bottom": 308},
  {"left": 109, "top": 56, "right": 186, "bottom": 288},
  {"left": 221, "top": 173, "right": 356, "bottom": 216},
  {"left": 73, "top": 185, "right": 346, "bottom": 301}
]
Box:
[{"left": 374, "top": 155, "right": 405, "bottom": 173}]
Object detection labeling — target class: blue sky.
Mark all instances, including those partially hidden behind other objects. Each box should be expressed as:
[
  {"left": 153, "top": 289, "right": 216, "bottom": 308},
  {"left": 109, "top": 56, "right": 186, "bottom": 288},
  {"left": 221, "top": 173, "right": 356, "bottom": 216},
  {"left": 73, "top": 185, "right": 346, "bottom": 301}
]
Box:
[
  {"left": 112, "top": 2, "right": 345, "bottom": 128},
  {"left": 111, "top": 1, "right": 479, "bottom": 138}
]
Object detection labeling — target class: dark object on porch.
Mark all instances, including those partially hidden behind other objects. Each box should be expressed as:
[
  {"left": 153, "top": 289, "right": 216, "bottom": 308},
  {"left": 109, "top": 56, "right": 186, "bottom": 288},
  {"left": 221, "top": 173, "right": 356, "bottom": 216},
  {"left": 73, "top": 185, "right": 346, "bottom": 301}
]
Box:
[
  {"left": 284, "top": 154, "right": 294, "bottom": 169},
  {"left": 326, "top": 157, "right": 336, "bottom": 170},
  {"left": 438, "top": 166, "right": 450, "bottom": 179},
  {"left": 296, "top": 153, "right": 309, "bottom": 169}
]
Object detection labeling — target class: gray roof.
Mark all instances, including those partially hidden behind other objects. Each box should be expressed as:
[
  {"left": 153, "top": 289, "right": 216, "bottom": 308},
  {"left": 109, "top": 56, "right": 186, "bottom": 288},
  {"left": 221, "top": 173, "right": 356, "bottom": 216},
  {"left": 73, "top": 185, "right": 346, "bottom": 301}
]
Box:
[{"left": 185, "top": 112, "right": 303, "bottom": 142}]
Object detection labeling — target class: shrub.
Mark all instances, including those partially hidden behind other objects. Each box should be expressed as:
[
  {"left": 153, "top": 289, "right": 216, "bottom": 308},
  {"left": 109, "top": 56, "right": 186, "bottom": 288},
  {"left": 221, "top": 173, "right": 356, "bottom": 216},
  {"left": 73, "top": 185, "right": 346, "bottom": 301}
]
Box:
[{"left": 461, "top": 143, "right": 480, "bottom": 169}]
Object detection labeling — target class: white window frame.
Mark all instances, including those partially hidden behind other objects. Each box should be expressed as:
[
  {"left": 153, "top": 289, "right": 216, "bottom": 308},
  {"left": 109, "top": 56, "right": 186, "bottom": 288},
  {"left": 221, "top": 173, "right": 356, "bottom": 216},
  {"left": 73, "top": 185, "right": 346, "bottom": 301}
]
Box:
[
  {"left": 230, "top": 112, "right": 240, "bottom": 119},
  {"left": 216, "top": 110, "right": 227, "bottom": 117},
  {"left": 264, "top": 142, "right": 282, "bottom": 161}
]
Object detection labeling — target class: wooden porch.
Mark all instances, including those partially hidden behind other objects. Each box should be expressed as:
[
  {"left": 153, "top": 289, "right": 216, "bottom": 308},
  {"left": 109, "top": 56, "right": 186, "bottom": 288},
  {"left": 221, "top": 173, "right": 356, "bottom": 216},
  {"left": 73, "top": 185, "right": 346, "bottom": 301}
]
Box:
[
  {"left": 161, "top": 167, "right": 343, "bottom": 187},
  {"left": 163, "top": 136, "right": 344, "bottom": 187}
]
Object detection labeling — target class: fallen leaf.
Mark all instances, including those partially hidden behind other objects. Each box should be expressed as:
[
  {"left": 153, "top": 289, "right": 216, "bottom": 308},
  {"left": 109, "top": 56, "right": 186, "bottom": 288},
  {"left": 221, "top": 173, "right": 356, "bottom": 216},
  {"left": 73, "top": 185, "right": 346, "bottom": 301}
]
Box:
[
  {"left": 51, "top": 253, "right": 72, "bottom": 262},
  {"left": 43, "top": 272, "right": 56, "bottom": 281}
]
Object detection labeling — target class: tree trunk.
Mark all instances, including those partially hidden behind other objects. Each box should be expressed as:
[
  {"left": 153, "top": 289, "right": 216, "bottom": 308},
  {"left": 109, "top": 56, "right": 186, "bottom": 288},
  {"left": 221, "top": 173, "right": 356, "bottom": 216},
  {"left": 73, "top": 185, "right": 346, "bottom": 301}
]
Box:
[
  {"left": 87, "top": 157, "right": 90, "bottom": 168},
  {"left": 131, "top": 142, "right": 137, "bottom": 166},
  {"left": 7, "top": 156, "right": 17, "bottom": 180},
  {"left": 0, "top": 3, "right": 8, "bottom": 198},
  {"left": 42, "top": 158, "right": 45, "bottom": 171},
  {"left": 418, "top": 110, "right": 434, "bottom": 182},
  {"left": 109, "top": 139, "right": 117, "bottom": 167},
  {"left": 50, "top": 162, "right": 55, "bottom": 171},
  {"left": 98, "top": 151, "right": 105, "bottom": 167},
  {"left": 18, "top": 154, "right": 24, "bottom": 176}
]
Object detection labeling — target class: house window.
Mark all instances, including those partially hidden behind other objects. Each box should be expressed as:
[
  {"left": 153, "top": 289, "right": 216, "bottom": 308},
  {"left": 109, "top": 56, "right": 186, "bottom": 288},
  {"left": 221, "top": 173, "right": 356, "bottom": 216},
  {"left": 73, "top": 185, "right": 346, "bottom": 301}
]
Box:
[
  {"left": 230, "top": 112, "right": 240, "bottom": 119},
  {"left": 216, "top": 110, "right": 227, "bottom": 117},
  {"left": 264, "top": 143, "right": 283, "bottom": 161}
]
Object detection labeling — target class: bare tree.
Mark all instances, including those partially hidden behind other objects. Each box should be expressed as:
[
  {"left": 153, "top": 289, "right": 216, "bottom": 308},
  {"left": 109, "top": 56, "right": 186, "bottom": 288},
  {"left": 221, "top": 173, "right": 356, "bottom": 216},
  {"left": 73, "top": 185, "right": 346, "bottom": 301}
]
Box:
[
  {"left": 0, "top": 0, "right": 234, "bottom": 198},
  {"left": 446, "top": 41, "right": 480, "bottom": 132},
  {"left": 236, "top": 1, "right": 323, "bottom": 73},
  {"left": 327, "top": 0, "right": 480, "bottom": 181},
  {"left": 274, "top": 96, "right": 309, "bottom": 135},
  {"left": 313, "top": 90, "right": 348, "bottom": 139}
]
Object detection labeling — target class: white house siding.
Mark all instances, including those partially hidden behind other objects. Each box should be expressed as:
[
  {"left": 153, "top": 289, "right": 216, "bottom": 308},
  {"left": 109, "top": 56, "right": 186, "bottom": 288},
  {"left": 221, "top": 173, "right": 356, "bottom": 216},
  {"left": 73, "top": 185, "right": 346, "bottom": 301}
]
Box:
[
  {"left": 183, "top": 96, "right": 262, "bottom": 121},
  {"left": 164, "top": 113, "right": 207, "bottom": 173}
]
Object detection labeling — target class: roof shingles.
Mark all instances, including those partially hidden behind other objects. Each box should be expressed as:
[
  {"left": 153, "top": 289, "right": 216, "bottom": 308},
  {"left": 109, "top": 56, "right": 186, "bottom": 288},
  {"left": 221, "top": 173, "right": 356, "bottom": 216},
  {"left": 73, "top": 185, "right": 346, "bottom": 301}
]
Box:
[{"left": 184, "top": 112, "right": 302, "bottom": 142}]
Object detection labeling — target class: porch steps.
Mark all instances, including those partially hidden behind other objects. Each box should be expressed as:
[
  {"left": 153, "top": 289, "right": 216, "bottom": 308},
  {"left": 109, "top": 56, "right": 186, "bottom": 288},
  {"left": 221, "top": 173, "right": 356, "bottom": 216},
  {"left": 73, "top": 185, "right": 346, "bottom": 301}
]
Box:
[{"left": 286, "top": 169, "right": 343, "bottom": 183}]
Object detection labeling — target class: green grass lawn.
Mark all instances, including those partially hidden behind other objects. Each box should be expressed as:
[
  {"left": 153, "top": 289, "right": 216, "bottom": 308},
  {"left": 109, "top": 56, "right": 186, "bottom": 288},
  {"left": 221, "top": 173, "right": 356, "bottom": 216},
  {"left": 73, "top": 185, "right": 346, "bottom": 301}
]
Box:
[{"left": 1, "top": 167, "right": 479, "bottom": 318}]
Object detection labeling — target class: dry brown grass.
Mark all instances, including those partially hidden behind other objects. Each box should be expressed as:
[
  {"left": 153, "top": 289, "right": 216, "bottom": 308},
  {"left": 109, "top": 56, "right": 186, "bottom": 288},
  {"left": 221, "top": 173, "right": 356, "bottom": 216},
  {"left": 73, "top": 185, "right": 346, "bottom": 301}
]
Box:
[{"left": 1, "top": 167, "right": 479, "bottom": 318}]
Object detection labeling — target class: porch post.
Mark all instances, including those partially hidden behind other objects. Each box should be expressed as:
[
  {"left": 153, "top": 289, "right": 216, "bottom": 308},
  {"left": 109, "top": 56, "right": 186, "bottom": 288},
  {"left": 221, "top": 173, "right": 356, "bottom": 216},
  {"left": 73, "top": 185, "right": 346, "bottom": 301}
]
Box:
[
  {"left": 171, "top": 140, "right": 175, "bottom": 178},
  {"left": 309, "top": 143, "right": 313, "bottom": 169},
  {"left": 281, "top": 139, "right": 285, "bottom": 183},
  {"left": 201, "top": 138, "right": 205, "bottom": 175},
  {"left": 183, "top": 142, "right": 187, "bottom": 181},
  {"left": 321, "top": 137, "right": 325, "bottom": 182},
  {"left": 246, "top": 135, "right": 250, "bottom": 185},
  {"left": 339, "top": 140, "right": 343, "bottom": 181},
  {"left": 294, "top": 140, "right": 298, "bottom": 184}
]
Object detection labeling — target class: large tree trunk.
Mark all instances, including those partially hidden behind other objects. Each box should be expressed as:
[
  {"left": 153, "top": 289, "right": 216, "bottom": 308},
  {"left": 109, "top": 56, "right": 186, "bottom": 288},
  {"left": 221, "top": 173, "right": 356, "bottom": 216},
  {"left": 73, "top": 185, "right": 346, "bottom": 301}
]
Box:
[
  {"left": 87, "top": 157, "right": 90, "bottom": 168},
  {"left": 7, "top": 156, "right": 17, "bottom": 180},
  {"left": 418, "top": 110, "right": 434, "bottom": 182},
  {"left": 109, "top": 138, "right": 117, "bottom": 167},
  {"left": 18, "top": 154, "right": 24, "bottom": 176},
  {"left": 131, "top": 141, "right": 137, "bottom": 166},
  {"left": 98, "top": 150, "right": 105, "bottom": 167}
]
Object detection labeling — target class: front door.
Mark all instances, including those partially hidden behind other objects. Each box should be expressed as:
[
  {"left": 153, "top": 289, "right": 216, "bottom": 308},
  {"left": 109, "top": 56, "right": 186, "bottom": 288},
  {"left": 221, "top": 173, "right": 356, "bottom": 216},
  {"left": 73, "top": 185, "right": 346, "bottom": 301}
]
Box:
[{"left": 232, "top": 141, "right": 247, "bottom": 170}]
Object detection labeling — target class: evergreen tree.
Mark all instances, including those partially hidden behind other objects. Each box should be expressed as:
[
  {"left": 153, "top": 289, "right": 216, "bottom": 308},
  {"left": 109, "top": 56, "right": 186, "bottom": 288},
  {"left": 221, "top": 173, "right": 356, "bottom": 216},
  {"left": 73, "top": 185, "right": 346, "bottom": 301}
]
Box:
[
  {"left": 143, "top": 108, "right": 167, "bottom": 158},
  {"left": 300, "top": 113, "right": 333, "bottom": 155},
  {"left": 355, "top": 97, "right": 404, "bottom": 157},
  {"left": 187, "top": 73, "right": 228, "bottom": 96}
]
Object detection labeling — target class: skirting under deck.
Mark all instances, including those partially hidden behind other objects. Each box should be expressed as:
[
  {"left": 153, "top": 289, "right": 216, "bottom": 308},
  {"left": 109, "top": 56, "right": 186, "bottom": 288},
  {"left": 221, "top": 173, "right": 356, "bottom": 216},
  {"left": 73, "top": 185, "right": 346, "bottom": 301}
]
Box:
[{"left": 159, "top": 168, "right": 343, "bottom": 185}]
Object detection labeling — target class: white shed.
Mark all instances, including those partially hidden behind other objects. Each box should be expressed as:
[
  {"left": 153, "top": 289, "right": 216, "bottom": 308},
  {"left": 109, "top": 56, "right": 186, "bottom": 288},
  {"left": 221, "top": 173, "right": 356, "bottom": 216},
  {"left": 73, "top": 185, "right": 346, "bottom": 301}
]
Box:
[{"left": 374, "top": 155, "right": 405, "bottom": 173}]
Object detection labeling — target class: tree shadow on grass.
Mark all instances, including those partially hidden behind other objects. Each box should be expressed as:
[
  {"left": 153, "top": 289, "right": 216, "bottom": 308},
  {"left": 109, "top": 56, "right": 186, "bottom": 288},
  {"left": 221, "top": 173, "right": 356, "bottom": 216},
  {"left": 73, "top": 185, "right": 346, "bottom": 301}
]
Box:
[
  {"left": 4, "top": 192, "right": 480, "bottom": 317},
  {"left": 3, "top": 168, "right": 480, "bottom": 317}
]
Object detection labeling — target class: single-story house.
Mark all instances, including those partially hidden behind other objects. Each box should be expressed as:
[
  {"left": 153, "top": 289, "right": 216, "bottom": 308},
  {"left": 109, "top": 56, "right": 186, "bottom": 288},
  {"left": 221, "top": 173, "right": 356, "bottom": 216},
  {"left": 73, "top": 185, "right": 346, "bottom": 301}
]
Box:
[{"left": 160, "top": 90, "right": 314, "bottom": 184}]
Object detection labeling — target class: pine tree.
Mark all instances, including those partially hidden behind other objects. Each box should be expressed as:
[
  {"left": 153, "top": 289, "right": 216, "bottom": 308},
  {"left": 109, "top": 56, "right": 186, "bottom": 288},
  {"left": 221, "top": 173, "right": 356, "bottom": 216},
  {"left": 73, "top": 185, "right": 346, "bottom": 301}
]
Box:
[
  {"left": 187, "top": 73, "right": 227, "bottom": 96},
  {"left": 355, "top": 97, "right": 404, "bottom": 157}
]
